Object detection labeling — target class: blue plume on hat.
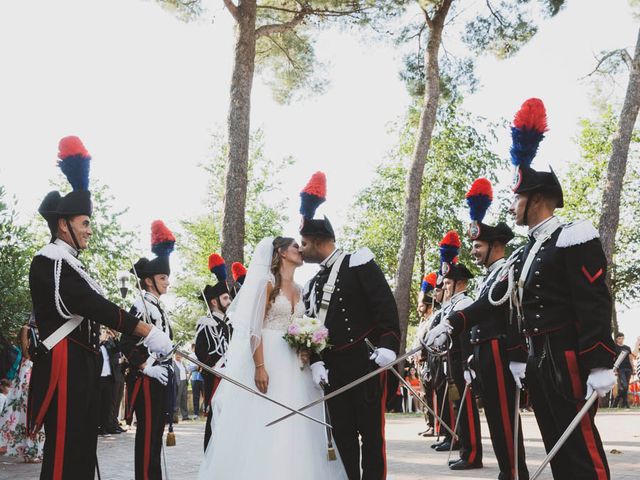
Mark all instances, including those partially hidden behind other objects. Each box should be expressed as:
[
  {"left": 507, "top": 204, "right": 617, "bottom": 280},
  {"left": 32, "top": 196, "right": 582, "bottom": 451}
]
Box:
[
  {"left": 510, "top": 98, "right": 548, "bottom": 168},
  {"left": 421, "top": 272, "right": 437, "bottom": 293},
  {"left": 466, "top": 178, "right": 493, "bottom": 222},
  {"left": 57, "top": 136, "right": 91, "bottom": 191},
  {"left": 439, "top": 231, "right": 460, "bottom": 266}
]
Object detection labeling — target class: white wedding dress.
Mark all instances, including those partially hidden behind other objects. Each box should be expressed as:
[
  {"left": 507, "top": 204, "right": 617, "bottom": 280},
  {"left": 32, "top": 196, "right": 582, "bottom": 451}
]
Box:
[{"left": 198, "top": 286, "right": 348, "bottom": 480}]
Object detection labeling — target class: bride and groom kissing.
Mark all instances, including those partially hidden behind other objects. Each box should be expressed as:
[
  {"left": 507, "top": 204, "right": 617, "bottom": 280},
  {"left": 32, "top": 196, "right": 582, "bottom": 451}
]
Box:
[{"left": 198, "top": 173, "right": 401, "bottom": 480}]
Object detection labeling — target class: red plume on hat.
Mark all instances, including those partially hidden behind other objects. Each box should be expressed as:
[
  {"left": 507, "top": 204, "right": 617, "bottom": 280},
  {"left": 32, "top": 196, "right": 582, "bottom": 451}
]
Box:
[
  {"left": 231, "top": 262, "right": 247, "bottom": 282},
  {"left": 208, "top": 253, "right": 227, "bottom": 283}
]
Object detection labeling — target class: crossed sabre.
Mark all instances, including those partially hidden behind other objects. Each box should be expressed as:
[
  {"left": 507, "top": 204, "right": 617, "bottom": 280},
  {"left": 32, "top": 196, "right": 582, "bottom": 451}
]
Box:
[
  {"left": 265, "top": 337, "right": 454, "bottom": 429},
  {"left": 529, "top": 350, "right": 629, "bottom": 480}
]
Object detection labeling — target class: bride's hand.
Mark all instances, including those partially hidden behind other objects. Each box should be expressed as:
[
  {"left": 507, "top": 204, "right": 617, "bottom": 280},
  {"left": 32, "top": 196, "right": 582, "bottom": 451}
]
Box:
[{"left": 255, "top": 365, "right": 269, "bottom": 393}]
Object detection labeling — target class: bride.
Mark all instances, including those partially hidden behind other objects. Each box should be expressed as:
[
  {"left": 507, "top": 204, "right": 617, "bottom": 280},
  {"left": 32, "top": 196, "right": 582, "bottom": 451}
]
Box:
[{"left": 198, "top": 236, "right": 348, "bottom": 479}]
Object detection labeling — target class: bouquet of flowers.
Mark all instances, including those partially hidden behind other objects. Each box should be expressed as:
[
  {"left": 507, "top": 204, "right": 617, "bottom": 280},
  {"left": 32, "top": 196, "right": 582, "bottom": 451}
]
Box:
[{"left": 283, "top": 315, "right": 330, "bottom": 369}]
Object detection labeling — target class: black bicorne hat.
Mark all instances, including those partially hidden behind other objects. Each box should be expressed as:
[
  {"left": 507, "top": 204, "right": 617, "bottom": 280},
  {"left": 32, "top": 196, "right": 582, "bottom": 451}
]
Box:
[
  {"left": 39, "top": 137, "right": 93, "bottom": 235},
  {"left": 469, "top": 221, "right": 515, "bottom": 244},
  {"left": 203, "top": 283, "right": 229, "bottom": 303},
  {"left": 130, "top": 256, "right": 171, "bottom": 279},
  {"left": 443, "top": 263, "right": 474, "bottom": 282},
  {"left": 512, "top": 165, "right": 564, "bottom": 207}
]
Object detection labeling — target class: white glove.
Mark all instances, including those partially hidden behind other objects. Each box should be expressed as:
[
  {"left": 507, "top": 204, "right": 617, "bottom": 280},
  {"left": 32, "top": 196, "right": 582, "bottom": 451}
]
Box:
[
  {"left": 369, "top": 347, "right": 397, "bottom": 367},
  {"left": 311, "top": 361, "right": 329, "bottom": 389},
  {"left": 510, "top": 361, "right": 527, "bottom": 389},
  {"left": 143, "top": 364, "right": 169, "bottom": 386},
  {"left": 142, "top": 326, "right": 173, "bottom": 356},
  {"left": 585, "top": 368, "right": 616, "bottom": 399},
  {"left": 463, "top": 369, "right": 476, "bottom": 385},
  {"left": 424, "top": 321, "right": 452, "bottom": 349}
]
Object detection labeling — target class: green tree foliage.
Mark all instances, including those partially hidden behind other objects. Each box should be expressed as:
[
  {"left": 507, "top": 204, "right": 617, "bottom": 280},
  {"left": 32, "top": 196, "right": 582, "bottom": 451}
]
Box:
[
  {"left": 0, "top": 187, "right": 39, "bottom": 337},
  {"left": 169, "top": 130, "right": 294, "bottom": 346},
  {"left": 562, "top": 105, "right": 640, "bottom": 315},
  {"left": 343, "top": 100, "right": 505, "bottom": 338}
]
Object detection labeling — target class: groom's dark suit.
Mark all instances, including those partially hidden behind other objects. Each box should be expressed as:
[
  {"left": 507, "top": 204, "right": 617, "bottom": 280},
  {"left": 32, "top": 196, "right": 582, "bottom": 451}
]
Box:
[{"left": 305, "top": 248, "right": 400, "bottom": 480}]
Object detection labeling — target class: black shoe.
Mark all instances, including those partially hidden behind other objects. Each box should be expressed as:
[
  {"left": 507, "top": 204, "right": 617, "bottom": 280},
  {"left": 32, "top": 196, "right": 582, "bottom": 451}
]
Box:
[
  {"left": 115, "top": 427, "right": 126, "bottom": 433},
  {"left": 449, "top": 459, "right": 483, "bottom": 470},
  {"left": 97, "top": 428, "right": 105, "bottom": 436},
  {"left": 105, "top": 429, "right": 121, "bottom": 435},
  {"left": 434, "top": 442, "right": 452, "bottom": 452}
]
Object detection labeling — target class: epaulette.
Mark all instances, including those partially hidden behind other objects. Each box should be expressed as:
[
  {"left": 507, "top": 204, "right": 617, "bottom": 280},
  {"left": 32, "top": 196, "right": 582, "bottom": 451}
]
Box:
[
  {"left": 349, "top": 247, "right": 374, "bottom": 267},
  {"left": 133, "top": 296, "right": 162, "bottom": 323},
  {"left": 556, "top": 219, "right": 599, "bottom": 248}
]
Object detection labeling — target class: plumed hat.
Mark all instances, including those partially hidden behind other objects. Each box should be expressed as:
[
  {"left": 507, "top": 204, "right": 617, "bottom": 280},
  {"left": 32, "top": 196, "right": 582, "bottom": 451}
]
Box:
[
  {"left": 39, "top": 136, "right": 93, "bottom": 234},
  {"left": 203, "top": 253, "right": 229, "bottom": 302},
  {"left": 298, "top": 172, "right": 335, "bottom": 240},
  {"left": 510, "top": 98, "right": 563, "bottom": 207},
  {"left": 131, "top": 221, "right": 175, "bottom": 278},
  {"left": 466, "top": 178, "right": 514, "bottom": 244}
]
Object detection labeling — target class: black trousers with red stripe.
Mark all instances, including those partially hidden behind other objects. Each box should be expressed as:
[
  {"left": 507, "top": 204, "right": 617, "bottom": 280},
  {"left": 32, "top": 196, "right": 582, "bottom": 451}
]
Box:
[
  {"left": 527, "top": 336, "right": 610, "bottom": 480},
  {"left": 325, "top": 350, "right": 387, "bottom": 480},
  {"left": 35, "top": 341, "right": 102, "bottom": 480},
  {"left": 129, "top": 376, "right": 167, "bottom": 480},
  {"left": 203, "top": 374, "right": 221, "bottom": 450},
  {"left": 475, "top": 339, "right": 528, "bottom": 480},
  {"left": 433, "top": 379, "right": 454, "bottom": 442},
  {"left": 451, "top": 357, "right": 483, "bottom": 464}
]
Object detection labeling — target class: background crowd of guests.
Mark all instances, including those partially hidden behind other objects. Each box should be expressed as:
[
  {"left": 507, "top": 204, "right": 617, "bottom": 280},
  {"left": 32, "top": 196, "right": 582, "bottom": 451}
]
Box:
[{"left": 0, "top": 328, "right": 216, "bottom": 464}]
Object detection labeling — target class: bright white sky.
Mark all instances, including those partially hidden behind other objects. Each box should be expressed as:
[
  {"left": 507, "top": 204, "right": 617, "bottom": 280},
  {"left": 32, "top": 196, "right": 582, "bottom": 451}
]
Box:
[{"left": 1, "top": 0, "right": 638, "bottom": 343}]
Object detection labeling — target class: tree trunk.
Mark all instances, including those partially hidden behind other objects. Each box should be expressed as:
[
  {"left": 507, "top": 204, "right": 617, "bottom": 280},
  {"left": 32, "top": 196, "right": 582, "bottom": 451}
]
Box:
[
  {"left": 393, "top": 1, "right": 451, "bottom": 355},
  {"left": 221, "top": 0, "right": 257, "bottom": 265},
  {"left": 597, "top": 27, "right": 640, "bottom": 331}
]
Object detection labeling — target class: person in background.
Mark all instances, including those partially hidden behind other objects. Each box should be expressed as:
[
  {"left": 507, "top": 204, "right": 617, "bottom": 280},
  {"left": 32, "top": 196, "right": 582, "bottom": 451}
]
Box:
[
  {"left": 98, "top": 328, "right": 117, "bottom": 435},
  {"left": 173, "top": 352, "right": 189, "bottom": 421},
  {"left": 612, "top": 333, "right": 635, "bottom": 409},
  {"left": 0, "top": 379, "right": 10, "bottom": 414},
  {"left": 404, "top": 367, "right": 422, "bottom": 413},
  {"left": 188, "top": 343, "right": 204, "bottom": 418},
  {"left": 0, "top": 325, "right": 45, "bottom": 463}
]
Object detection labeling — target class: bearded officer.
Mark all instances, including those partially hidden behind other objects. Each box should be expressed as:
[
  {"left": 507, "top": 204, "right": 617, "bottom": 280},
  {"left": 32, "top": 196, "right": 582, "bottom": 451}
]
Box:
[{"left": 196, "top": 253, "right": 233, "bottom": 450}]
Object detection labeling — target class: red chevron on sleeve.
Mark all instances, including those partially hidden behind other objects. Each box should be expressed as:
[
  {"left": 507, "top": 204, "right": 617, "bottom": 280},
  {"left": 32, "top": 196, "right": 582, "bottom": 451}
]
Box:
[{"left": 581, "top": 266, "right": 603, "bottom": 284}]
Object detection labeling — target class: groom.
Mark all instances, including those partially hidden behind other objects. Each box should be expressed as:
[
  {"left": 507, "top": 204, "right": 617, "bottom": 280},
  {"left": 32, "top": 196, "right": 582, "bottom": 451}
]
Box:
[{"left": 299, "top": 172, "right": 400, "bottom": 480}]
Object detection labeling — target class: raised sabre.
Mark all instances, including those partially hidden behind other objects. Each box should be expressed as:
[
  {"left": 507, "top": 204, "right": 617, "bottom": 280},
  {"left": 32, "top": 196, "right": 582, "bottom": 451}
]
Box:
[
  {"left": 265, "top": 336, "right": 451, "bottom": 428},
  {"left": 530, "top": 350, "right": 629, "bottom": 480},
  {"left": 364, "top": 338, "right": 458, "bottom": 440}
]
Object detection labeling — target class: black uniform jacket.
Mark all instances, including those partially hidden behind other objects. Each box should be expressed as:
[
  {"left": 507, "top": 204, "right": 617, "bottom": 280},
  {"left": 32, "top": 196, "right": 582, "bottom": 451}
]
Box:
[
  {"left": 27, "top": 241, "right": 139, "bottom": 432},
  {"left": 448, "top": 257, "right": 528, "bottom": 363},
  {"left": 195, "top": 312, "right": 232, "bottom": 368},
  {"left": 305, "top": 249, "right": 400, "bottom": 360},
  {"left": 516, "top": 219, "right": 615, "bottom": 371}
]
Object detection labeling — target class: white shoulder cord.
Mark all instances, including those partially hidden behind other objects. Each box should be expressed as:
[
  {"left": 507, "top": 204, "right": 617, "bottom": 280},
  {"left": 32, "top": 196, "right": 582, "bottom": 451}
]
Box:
[{"left": 53, "top": 253, "right": 104, "bottom": 320}]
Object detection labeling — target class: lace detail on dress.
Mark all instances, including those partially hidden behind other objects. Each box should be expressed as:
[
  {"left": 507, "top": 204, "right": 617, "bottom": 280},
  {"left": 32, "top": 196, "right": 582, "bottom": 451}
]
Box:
[{"left": 263, "top": 287, "right": 305, "bottom": 332}]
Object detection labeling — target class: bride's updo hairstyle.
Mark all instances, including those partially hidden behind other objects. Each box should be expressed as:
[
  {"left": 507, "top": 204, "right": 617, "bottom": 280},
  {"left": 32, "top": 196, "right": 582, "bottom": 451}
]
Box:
[{"left": 269, "top": 236, "right": 295, "bottom": 305}]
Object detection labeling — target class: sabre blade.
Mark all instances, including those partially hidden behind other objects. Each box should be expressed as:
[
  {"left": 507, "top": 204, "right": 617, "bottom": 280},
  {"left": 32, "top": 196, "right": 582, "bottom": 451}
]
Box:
[
  {"left": 176, "top": 349, "right": 331, "bottom": 429},
  {"left": 265, "top": 344, "right": 424, "bottom": 428}
]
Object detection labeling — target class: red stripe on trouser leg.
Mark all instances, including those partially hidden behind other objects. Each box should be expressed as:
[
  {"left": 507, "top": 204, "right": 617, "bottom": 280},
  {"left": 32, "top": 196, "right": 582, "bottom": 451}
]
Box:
[
  {"left": 33, "top": 341, "right": 65, "bottom": 433},
  {"left": 126, "top": 377, "right": 142, "bottom": 423},
  {"left": 53, "top": 339, "right": 68, "bottom": 480},
  {"left": 465, "top": 387, "right": 478, "bottom": 464},
  {"left": 492, "top": 339, "right": 515, "bottom": 477},
  {"left": 564, "top": 351, "right": 608, "bottom": 480},
  {"left": 143, "top": 377, "right": 152, "bottom": 480},
  {"left": 380, "top": 372, "right": 388, "bottom": 479}
]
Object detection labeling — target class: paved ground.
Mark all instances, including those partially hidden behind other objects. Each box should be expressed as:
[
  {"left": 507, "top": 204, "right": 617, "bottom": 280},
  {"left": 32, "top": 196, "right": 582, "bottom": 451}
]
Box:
[{"left": 1, "top": 409, "right": 638, "bottom": 479}]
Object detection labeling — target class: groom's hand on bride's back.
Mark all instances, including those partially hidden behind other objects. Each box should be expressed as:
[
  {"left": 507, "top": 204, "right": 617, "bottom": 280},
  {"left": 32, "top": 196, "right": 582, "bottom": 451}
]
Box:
[{"left": 255, "top": 365, "right": 269, "bottom": 393}]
